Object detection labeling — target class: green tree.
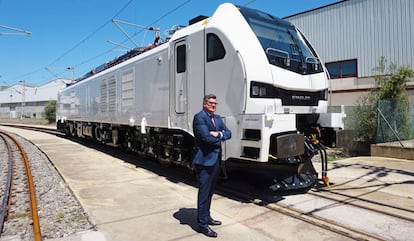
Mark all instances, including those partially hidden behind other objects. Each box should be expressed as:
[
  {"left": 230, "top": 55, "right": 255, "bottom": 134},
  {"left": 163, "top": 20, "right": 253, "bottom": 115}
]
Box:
[
  {"left": 351, "top": 57, "right": 413, "bottom": 142},
  {"left": 43, "top": 100, "right": 56, "bottom": 124},
  {"left": 351, "top": 93, "right": 378, "bottom": 142}
]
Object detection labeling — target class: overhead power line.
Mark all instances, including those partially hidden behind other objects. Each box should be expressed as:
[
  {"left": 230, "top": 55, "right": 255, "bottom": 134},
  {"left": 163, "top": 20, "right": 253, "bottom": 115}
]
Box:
[
  {"left": 107, "top": 0, "right": 191, "bottom": 51},
  {"left": 243, "top": 0, "right": 257, "bottom": 6},
  {"left": 56, "top": 0, "right": 192, "bottom": 77},
  {"left": 45, "top": 0, "right": 136, "bottom": 68},
  {"left": 8, "top": 0, "right": 192, "bottom": 84}
]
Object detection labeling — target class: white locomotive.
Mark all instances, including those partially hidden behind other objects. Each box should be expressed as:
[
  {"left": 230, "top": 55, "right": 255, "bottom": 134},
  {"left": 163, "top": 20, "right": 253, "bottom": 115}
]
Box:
[{"left": 57, "top": 3, "right": 345, "bottom": 190}]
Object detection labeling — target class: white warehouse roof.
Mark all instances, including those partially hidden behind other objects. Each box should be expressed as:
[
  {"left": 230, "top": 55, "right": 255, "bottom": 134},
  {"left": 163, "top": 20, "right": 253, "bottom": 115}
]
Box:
[{"left": 0, "top": 79, "right": 68, "bottom": 104}]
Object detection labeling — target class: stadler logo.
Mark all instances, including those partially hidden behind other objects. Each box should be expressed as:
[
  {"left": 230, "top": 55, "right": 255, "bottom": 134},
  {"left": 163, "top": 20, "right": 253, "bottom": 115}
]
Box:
[{"left": 292, "top": 95, "right": 311, "bottom": 101}]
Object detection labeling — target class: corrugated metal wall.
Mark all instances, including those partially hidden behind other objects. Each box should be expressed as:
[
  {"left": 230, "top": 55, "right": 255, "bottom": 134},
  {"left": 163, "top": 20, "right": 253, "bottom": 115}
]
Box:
[{"left": 285, "top": 0, "right": 413, "bottom": 78}]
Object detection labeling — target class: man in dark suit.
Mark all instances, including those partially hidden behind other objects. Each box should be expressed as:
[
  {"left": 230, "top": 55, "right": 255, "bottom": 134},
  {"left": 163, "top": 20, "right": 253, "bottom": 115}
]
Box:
[{"left": 193, "top": 94, "right": 231, "bottom": 238}]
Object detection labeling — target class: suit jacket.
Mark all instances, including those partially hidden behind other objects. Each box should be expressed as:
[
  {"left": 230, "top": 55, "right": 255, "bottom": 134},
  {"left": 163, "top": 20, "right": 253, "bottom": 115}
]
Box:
[{"left": 193, "top": 109, "right": 231, "bottom": 166}]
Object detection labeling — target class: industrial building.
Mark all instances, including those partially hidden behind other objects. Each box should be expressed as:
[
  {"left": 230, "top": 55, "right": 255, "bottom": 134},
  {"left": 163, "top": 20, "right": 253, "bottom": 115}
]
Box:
[
  {"left": 0, "top": 79, "right": 68, "bottom": 119},
  {"left": 284, "top": 0, "right": 414, "bottom": 106}
]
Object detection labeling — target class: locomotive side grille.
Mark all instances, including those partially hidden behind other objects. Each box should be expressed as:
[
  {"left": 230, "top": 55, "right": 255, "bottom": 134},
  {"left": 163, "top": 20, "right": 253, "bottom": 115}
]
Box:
[
  {"left": 100, "top": 80, "right": 108, "bottom": 113},
  {"left": 121, "top": 70, "right": 134, "bottom": 108},
  {"left": 108, "top": 77, "right": 117, "bottom": 113}
]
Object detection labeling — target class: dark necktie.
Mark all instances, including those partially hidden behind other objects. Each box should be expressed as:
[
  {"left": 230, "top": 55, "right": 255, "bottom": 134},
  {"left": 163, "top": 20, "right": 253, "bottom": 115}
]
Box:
[{"left": 211, "top": 115, "right": 216, "bottom": 127}]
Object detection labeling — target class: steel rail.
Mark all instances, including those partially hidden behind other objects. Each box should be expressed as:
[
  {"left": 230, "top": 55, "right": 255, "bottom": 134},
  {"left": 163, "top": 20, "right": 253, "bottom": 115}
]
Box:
[
  {"left": 0, "top": 131, "right": 42, "bottom": 241},
  {"left": 264, "top": 200, "right": 385, "bottom": 241},
  {"left": 217, "top": 185, "right": 386, "bottom": 241},
  {"left": 310, "top": 188, "right": 414, "bottom": 223},
  {"left": 0, "top": 124, "right": 62, "bottom": 136},
  {"left": 0, "top": 134, "right": 13, "bottom": 235}
]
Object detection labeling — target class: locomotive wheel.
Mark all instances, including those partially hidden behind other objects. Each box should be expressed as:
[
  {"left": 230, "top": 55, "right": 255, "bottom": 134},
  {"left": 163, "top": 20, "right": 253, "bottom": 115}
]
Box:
[
  {"left": 64, "top": 126, "right": 71, "bottom": 137},
  {"left": 158, "top": 156, "right": 172, "bottom": 167},
  {"left": 69, "top": 124, "right": 76, "bottom": 137}
]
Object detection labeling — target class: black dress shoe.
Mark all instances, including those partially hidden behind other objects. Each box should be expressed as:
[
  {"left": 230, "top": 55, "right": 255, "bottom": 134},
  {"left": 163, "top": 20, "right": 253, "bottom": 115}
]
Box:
[
  {"left": 200, "top": 226, "right": 217, "bottom": 238},
  {"left": 208, "top": 219, "right": 222, "bottom": 225}
]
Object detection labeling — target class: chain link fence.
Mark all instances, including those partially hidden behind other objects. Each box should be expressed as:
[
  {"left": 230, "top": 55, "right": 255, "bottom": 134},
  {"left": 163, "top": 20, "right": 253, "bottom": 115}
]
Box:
[
  {"left": 330, "top": 100, "right": 414, "bottom": 145},
  {"left": 376, "top": 99, "right": 414, "bottom": 143}
]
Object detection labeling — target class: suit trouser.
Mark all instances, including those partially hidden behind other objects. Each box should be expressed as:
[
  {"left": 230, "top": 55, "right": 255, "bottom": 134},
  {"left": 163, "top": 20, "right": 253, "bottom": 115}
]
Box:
[{"left": 195, "top": 159, "right": 221, "bottom": 228}]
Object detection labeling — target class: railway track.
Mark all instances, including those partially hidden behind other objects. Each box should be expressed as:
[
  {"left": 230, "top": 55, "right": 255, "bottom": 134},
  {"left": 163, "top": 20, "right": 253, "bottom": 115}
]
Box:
[
  {"left": 217, "top": 183, "right": 387, "bottom": 241},
  {"left": 218, "top": 167, "right": 413, "bottom": 241},
  {"left": 0, "top": 123, "right": 63, "bottom": 137},
  {"left": 1, "top": 123, "right": 412, "bottom": 240},
  {"left": 310, "top": 187, "right": 414, "bottom": 223},
  {"left": 0, "top": 130, "right": 41, "bottom": 241}
]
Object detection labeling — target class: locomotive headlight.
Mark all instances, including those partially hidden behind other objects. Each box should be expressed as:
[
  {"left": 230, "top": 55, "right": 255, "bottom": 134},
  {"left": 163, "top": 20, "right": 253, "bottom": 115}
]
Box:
[
  {"left": 260, "top": 86, "right": 267, "bottom": 96},
  {"left": 251, "top": 85, "right": 267, "bottom": 97},
  {"left": 251, "top": 81, "right": 272, "bottom": 97},
  {"left": 252, "top": 85, "right": 260, "bottom": 96}
]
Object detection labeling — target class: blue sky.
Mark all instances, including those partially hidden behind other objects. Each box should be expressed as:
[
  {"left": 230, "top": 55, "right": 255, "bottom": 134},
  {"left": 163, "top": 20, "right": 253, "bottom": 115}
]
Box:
[{"left": 0, "top": 0, "right": 338, "bottom": 86}]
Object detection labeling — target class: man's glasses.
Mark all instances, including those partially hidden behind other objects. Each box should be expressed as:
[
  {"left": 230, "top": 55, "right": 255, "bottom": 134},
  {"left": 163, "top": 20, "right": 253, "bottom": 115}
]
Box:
[{"left": 207, "top": 101, "right": 218, "bottom": 106}]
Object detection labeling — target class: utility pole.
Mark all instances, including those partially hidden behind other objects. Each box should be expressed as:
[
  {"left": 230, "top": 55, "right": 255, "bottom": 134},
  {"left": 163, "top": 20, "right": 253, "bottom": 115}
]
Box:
[
  {"left": 20, "top": 80, "right": 25, "bottom": 119},
  {"left": 67, "top": 67, "right": 75, "bottom": 82}
]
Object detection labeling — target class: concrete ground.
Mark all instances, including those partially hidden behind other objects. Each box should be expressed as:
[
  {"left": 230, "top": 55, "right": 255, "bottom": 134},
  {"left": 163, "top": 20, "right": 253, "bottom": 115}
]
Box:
[{"left": 1, "top": 125, "right": 412, "bottom": 241}]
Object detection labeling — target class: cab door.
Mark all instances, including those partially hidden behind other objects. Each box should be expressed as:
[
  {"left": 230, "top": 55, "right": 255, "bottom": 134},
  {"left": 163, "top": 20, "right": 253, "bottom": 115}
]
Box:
[{"left": 170, "top": 38, "right": 188, "bottom": 129}]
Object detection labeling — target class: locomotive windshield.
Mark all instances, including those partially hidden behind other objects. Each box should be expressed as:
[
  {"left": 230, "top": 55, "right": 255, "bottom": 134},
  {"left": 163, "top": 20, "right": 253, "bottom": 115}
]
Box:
[{"left": 238, "top": 6, "right": 323, "bottom": 75}]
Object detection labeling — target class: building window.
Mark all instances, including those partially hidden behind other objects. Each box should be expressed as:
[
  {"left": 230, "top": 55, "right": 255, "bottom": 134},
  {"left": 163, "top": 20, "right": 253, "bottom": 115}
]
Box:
[
  {"left": 207, "top": 33, "right": 226, "bottom": 62},
  {"left": 326, "top": 59, "right": 357, "bottom": 78}
]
